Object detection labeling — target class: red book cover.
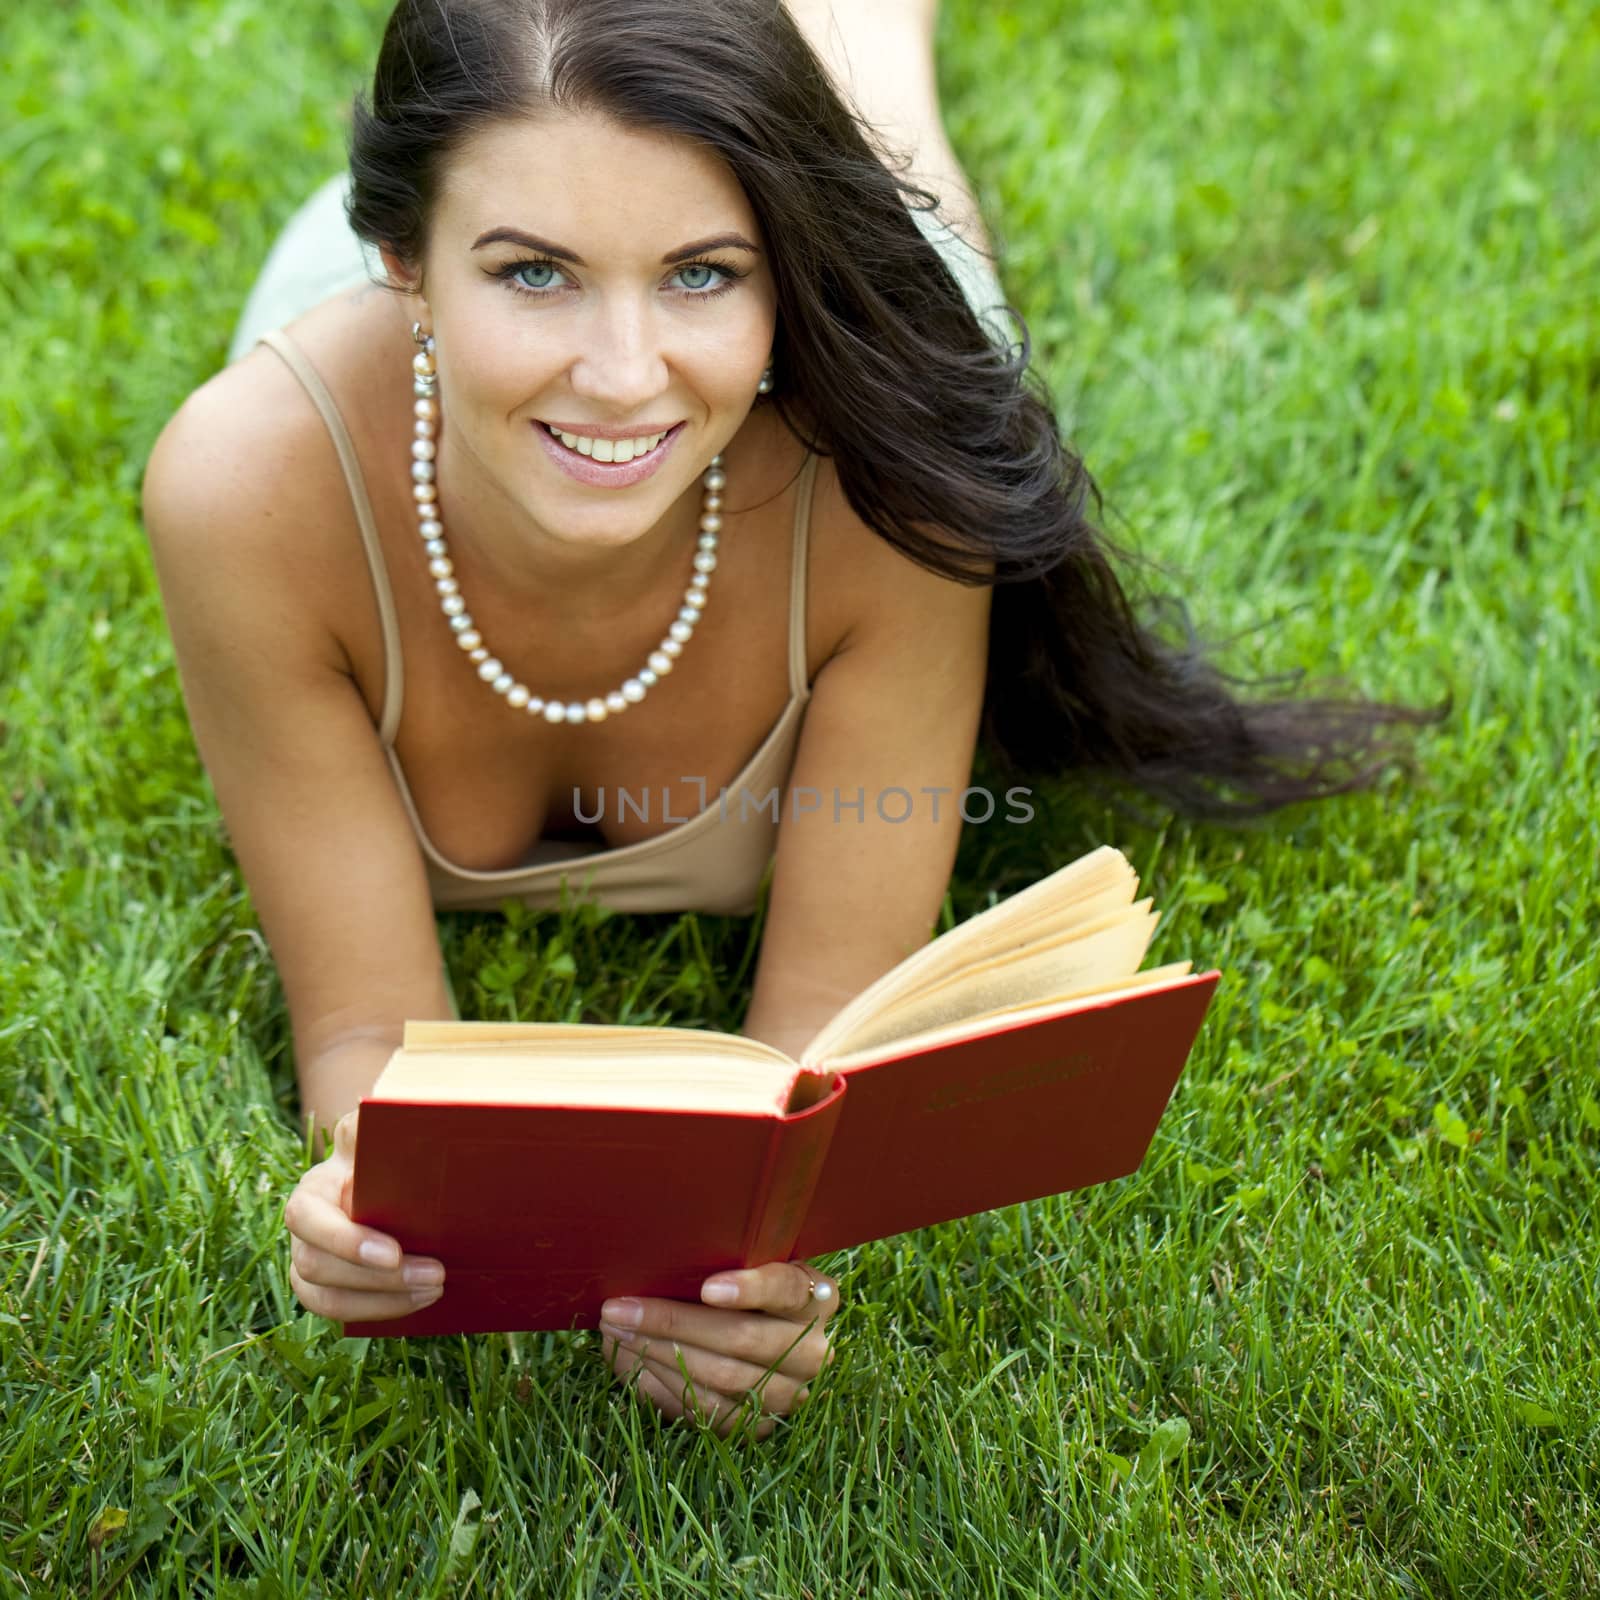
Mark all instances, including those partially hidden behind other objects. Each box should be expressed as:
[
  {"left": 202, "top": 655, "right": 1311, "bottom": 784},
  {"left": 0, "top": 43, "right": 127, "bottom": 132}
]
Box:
[
  {"left": 343, "top": 1073, "right": 846, "bottom": 1338},
  {"left": 343, "top": 969, "right": 1218, "bottom": 1338},
  {"left": 792, "top": 970, "right": 1220, "bottom": 1258}
]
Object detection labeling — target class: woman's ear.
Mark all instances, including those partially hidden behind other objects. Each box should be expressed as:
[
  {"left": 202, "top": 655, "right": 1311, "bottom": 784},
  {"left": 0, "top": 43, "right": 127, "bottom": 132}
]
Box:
[{"left": 378, "top": 243, "right": 426, "bottom": 305}]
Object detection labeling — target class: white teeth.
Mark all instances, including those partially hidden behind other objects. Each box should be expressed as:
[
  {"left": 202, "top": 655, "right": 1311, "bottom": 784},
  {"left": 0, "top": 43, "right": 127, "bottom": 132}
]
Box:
[{"left": 547, "top": 424, "right": 669, "bottom": 463}]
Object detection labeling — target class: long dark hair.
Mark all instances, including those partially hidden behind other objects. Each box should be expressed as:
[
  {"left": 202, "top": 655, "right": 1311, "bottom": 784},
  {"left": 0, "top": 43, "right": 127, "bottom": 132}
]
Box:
[{"left": 347, "top": 0, "right": 1447, "bottom": 823}]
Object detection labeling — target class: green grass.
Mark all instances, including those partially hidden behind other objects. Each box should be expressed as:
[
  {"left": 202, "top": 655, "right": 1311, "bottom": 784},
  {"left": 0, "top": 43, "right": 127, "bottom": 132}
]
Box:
[{"left": 2, "top": 0, "right": 1597, "bottom": 1593}]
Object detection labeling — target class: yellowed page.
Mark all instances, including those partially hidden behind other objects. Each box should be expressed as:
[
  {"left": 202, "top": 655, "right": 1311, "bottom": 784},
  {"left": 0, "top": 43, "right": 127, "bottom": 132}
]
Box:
[
  {"left": 401, "top": 1018, "right": 793, "bottom": 1068},
  {"left": 821, "top": 962, "right": 1201, "bottom": 1071},
  {"left": 802, "top": 847, "right": 1138, "bottom": 1062},
  {"left": 377, "top": 1023, "right": 798, "bottom": 1112},
  {"left": 884, "top": 898, "right": 1157, "bottom": 1016},
  {"left": 955, "top": 960, "right": 1194, "bottom": 1025},
  {"left": 878, "top": 880, "right": 1143, "bottom": 1001},
  {"left": 807, "top": 910, "right": 1159, "bottom": 1062}
]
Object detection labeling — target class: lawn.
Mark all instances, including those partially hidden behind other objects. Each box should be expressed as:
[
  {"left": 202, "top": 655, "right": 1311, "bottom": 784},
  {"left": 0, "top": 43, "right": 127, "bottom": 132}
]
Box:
[{"left": 1, "top": 0, "right": 1596, "bottom": 1594}]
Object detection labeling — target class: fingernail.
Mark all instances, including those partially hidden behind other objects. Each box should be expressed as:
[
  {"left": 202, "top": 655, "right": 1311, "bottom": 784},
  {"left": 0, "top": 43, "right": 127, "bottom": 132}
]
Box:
[
  {"left": 403, "top": 1262, "right": 444, "bottom": 1287},
  {"left": 360, "top": 1239, "right": 399, "bottom": 1268},
  {"left": 702, "top": 1280, "right": 738, "bottom": 1305},
  {"left": 409, "top": 1286, "right": 443, "bottom": 1305},
  {"left": 599, "top": 1321, "right": 635, "bottom": 1345},
  {"left": 599, "top": 1298, "right": 642, "bottom": 1328}
]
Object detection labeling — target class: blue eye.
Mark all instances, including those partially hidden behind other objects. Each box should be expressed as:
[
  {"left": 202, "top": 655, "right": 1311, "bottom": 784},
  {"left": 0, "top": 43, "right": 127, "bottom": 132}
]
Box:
[
  {"left": 511, "top": 260, "right": 565, "bottom": 293},
  {"left": 492, "top": 255, "right": 745, "bottom": 300},
  {"left": 676, "top": 263, "right": 718, "bottom": 292}
]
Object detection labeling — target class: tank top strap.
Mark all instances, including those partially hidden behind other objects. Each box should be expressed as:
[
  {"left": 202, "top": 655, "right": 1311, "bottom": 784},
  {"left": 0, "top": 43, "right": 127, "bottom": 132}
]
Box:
[
  {"left": 787, "top": 451, "right": 819, "bottom": 698},
  {"left": 256, "top": 329, "right": 404, "bottom": 748}
]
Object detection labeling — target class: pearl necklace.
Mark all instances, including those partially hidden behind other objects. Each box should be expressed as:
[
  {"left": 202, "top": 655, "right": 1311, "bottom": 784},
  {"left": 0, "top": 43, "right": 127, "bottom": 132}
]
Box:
[{"left": 409, "top": 332, "right": 723, "bottom": 724}]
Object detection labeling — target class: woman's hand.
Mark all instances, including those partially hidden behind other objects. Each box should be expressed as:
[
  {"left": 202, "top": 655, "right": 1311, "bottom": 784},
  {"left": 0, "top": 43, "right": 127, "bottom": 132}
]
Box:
[
  {"left": 281, "top": 1109, "right": 447, "bottom": 1323},
  {"left": 597, "top": 1261, "right": 840, "bottom": 1440}
]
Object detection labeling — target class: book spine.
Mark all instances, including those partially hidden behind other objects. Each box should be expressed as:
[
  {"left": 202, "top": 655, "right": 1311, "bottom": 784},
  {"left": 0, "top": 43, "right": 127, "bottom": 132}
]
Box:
[{"left": 738, "top": 1076, "right": 847, "bottom": 1267}]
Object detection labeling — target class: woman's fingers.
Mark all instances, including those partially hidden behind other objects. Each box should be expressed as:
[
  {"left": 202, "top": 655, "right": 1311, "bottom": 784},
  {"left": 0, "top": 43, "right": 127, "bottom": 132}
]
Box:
[
  {"left": 290, "top": 1232, "right": 444, "bottom": 1295},
  {"left": 603, "top": 1333, "right": 743, "bottom": 1420},
  {"left": 597, "top": 1286, "right": 836, "bottom": 1382},
  {"left": 636, "top": 1369, "right": 777, "bottom": 1441},
  {"left": 283, "top": 1164, "right": 428, "bottom": 1273},
  {"left": 606, "top": 1339, "right": 780, "bottom": 1440},
  {"left": 287, "top": 1258, "right": 443, "bottom": 1324},
  {"left": 598, "top": 1268, "right": 841, "bottom": 1439},
  {"left": 333, "top": 1109, "right": 359, "bottom": 1161},
  {"left": 281, "top": 1137, "right": 445, "bottom": 1322},
  {"left": 600, "top": 1325, "right": 806, "bottom": 1416},
  {"left": 285, "top": 1212, "right": 446, "bottom": 1323},
  {"left": 702, "top": 1260, "right": 842, "bottom": 1327}
]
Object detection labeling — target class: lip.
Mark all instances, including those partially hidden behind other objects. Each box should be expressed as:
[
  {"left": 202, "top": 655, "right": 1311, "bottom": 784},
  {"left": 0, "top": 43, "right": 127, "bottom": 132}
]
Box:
[{"left": 535, "top": 421, "right": 684, "bottom": 489}]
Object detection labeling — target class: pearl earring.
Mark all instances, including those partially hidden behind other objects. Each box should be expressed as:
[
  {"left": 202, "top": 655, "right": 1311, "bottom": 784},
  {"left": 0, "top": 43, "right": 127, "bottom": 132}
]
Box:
[{"left": 757, "top": 363, "right": 774, "bottom": 395}]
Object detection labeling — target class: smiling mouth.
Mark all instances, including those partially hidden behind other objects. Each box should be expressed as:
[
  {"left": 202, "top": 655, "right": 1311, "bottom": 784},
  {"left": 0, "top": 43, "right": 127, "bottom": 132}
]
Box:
[{"left": 541, "top": 422, "right": 682, "bottom": 464}]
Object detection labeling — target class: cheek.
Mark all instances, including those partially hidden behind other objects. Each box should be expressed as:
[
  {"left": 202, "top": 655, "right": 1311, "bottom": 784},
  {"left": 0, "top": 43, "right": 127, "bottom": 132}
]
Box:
[
  {"left": 440, "top": 328, "right": 558, "bottom": 413},
  {"left": 688, "top": 311, "right": 775, "bottom": 386}
]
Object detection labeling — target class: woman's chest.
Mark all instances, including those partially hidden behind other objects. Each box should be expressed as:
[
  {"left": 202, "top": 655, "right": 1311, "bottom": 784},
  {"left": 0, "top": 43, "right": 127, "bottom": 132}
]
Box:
[{"left": 335, "top": 430, "right": 858, "bottom": 870}]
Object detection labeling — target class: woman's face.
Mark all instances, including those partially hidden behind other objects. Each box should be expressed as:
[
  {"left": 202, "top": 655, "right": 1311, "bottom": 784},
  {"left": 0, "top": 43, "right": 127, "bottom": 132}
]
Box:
[{"left": 393, "top": 109, "right": 778, "bottom": 556}]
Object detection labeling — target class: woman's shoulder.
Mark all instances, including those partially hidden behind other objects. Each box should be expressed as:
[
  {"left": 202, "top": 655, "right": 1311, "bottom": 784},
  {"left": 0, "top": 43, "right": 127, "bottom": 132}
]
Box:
[
  {"left": 149, "top": 283, "right": 405, "bottom": 517},
  {"left": 141, "top": 328, "right": 383, "bottom": 666},
  {"left": 149, "top": 335, "right": 347, "bottom": 508}
]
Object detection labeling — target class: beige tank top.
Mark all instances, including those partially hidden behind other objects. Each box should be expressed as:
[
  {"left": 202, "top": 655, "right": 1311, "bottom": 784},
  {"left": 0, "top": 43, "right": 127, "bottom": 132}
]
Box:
[{"left": 257, "top": 328, "right": 816, "bottom": 919}]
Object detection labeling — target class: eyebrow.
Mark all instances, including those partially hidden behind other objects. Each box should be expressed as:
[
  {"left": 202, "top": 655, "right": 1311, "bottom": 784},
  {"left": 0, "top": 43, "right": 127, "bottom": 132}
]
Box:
[{"left": 471, "top": 227, "right": 761, "bottom": 264}]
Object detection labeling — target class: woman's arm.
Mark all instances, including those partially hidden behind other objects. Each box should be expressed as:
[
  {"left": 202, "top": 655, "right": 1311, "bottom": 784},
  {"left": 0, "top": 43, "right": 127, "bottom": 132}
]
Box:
[
  {"left": 144, "top": 367, "right": 456, "bottom": 1117},
  {"left": 740, "top": 478, "right": 994, "bottom": 1059},
  {"left": 143, "top": 364, "right": 455, "bottom": 1318}
]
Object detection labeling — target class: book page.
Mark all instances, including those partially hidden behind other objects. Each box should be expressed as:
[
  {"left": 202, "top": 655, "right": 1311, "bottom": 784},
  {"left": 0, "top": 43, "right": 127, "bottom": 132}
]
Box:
[
  {"left": 371, "top": 1036, "right": 800, "bottom": 1113},
  {"left": 821, "top": 961, "right": 1198, "bottom": 1071},
  {"left": 806, "top": 909, "right": 1159, "bottom": 1062},
  {"left": 874, "top": 898, "right": 1157, "bottom": 1019},
  {"left": 946, "top": 959, "right": 1193, "bottom": 1026},
  {"left": 885, "top": 896, "right": 1155, "bottom": 1014},
  {"left": 801, "top": 848, "right": 1143, "bottom": 1064},
  {"left": 876, "top": 880, "right": 1143, "bottom": 1001},
  {"left": 401, "top": 1019, "right": 795, "bottom": 1068}
]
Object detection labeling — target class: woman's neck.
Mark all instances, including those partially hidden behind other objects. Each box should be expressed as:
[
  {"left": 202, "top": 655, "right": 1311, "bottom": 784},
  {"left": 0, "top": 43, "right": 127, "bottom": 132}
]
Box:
[
  {"left": 432, "top": 437, "right": 709, "bottom": 626},
  {"left": 427, "top": 402, "right": 800, "bottom": 628}
]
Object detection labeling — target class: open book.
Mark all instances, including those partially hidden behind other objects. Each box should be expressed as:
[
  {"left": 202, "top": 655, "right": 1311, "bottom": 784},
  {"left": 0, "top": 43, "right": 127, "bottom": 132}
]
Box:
[{"left": 344, "top": 845, "right": 1220, "bottom": 1337}]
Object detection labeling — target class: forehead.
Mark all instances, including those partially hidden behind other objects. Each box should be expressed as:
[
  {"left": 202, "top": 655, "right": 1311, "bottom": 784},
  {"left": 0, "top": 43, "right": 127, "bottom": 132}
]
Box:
[{"left": 432, "top": 109, "right": 761, "bottom": 250}]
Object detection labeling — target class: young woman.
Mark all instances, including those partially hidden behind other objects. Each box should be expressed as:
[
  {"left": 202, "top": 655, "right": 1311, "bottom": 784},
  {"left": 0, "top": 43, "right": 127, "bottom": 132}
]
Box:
[{"left": 142, "top": 0, "right": 1438, "bottom": 1440}]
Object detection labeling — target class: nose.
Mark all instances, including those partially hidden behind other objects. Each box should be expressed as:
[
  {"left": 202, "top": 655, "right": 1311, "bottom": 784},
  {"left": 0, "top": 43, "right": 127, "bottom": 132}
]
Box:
[{"left": 567, "top": 296, "right": 671, "bottom": 418}]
